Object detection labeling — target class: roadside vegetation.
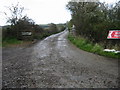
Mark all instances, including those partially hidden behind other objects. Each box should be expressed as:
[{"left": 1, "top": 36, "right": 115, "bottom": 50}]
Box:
[
  {"left": 2, "top": 23, "right": 65, "bottom": 47},
  {"left": 68, "top": 34, "right": 120, "bottom": 59},
  {"left": 66, "top": 1, "right": 120, "bottom": 49},
  {"left": 2, "top": 3, "right": 65, "bottom": 47},
  {"left": 66, "top": 1, "right": 120, "bottom": 58},
  {"left": 2, "top": 37, "right": 22, "bottom": 47}
]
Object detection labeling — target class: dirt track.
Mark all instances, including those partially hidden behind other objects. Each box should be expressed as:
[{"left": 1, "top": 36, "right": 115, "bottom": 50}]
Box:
[{"left": 2, "top": 30, "right": 119, "bottom": 88}]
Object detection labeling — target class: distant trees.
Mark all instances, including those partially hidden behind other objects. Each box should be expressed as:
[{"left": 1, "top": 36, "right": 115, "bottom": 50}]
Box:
[
  {"left": 66, "top": 1, "right": 120, "bottom": 48},
  {"left": 49, "top": 23, "right": 58, "bottom": 33},
  {"left": 42, "top": 23, "right": 60, "bottom": 37},
  {"left": 55, "top": 23, "right": 65, "bottom": 32}
]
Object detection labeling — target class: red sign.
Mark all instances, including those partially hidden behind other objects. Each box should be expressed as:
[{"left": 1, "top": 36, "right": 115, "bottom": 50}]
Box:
[{"left": 107, "top": 30, "right": 120, "bottom": 39}]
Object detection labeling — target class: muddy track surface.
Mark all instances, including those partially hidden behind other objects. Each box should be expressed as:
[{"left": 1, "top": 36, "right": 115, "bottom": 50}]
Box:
[{"left": 2, "top": 30, "right": 119, "bottom": 88}]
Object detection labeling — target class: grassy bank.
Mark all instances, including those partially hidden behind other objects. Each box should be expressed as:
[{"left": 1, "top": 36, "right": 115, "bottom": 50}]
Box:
[
  {"left": 2, "top": 37, "right": 23, "bottom": 47},
  {"left": 68, "top": 34, "right": 120, "bottom": 59}
]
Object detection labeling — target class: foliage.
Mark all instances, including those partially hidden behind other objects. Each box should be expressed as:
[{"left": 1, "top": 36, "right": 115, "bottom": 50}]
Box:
[
  {"left": 66, "top": 20, "right": 73, "bottom": 30},
  {"left": 48, "top": 23, "right": 58, "bottom": 33},
  {"left": 2, "top": 3, "right": 65, "bottom": 47},
  {"left": 2, "top": 37, "right": 22, "bottom": 47},
  {"left": 68, "top": 34, "right": 120, "bottom": 59},
  {"left": 3, "top": 3, "right": 35, "bottom": 40},
  {"left": 66, "top": 1, "right": 120, "bottom": 49},
  {"left": 57, "top": 24, "right": 66, "bottom": 31},
  {"left": 32, "top": 25, "right": 44, "bottom": 39},
  {"left": 5, "top": 3, "right": 25, "bottom": 25}
]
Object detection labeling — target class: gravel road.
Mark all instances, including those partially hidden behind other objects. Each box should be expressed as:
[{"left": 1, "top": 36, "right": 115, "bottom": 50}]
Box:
[{"left": 2, "top": 30, "right": 119, "bottom": 88}]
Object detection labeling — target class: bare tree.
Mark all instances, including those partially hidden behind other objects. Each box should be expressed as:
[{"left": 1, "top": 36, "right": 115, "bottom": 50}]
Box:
[{"left": 5, "top": 3, "right": 24, "bottom": 25}]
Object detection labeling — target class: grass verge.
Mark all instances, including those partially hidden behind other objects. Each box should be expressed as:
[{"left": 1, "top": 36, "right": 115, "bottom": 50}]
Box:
[
  {"left": 2, "top": 37, "right": 23, "bottom": 47},
  {"left": 68, "top": 34, "right": 120, "bottom": 59}
]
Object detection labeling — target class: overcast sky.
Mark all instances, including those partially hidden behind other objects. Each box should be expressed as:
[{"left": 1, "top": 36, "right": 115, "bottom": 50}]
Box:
[{"left": 0, "top": 0, "right": 119, "bottom": 26}]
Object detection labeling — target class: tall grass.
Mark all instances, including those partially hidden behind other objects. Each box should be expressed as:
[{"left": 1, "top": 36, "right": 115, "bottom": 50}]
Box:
[{"left": 68, "top": 34, "right": 120, "bottom": 59}]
